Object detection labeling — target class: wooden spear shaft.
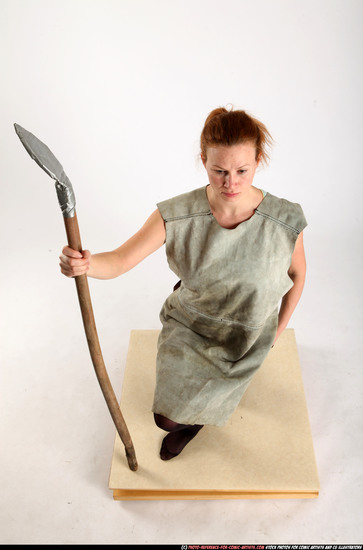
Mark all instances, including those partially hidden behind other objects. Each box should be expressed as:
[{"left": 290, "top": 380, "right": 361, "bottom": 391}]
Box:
[
  {"left": 14, "top": 123, "right": 137, "bottom": 471},
  {"left": 64, "top": 214, "right": 138, "bottom": 471}
]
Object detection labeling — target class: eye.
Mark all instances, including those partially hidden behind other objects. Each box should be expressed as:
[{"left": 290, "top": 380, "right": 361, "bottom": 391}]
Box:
[
  {"left": 214, "top": 170, "right": 226, "bottom": 175},
  {"left": 238, "top": 169, "right": 247, "bottom": 174}
]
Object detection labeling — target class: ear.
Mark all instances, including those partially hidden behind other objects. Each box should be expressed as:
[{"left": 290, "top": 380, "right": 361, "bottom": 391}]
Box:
[{"left": 201, "top": 153, "right": 207, "bottom": 168}]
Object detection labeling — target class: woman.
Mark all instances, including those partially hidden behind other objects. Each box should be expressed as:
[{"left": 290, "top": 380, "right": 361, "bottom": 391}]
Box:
[{"left": 60, "top": 107, "right": 307, "bottom": 461}]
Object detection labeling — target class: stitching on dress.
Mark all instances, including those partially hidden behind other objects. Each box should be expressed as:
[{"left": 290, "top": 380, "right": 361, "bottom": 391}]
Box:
[
  {"left": 164, "top": 211, "right": 212, "bottom": 222},
  {"left": 255, "top": 210, "right": 300, "bottom": 233},
  {"left": 178, "top": 295, "right": 264, "bottom": 330}
]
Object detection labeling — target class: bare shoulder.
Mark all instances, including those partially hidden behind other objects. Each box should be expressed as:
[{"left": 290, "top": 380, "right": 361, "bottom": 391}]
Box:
[
  {"left": 127, "top": 208, "right": 166, "bottom": 253},
  {"left": 147, "top": 208, "right": 165, "bottom": 225},
  {"left": 140, "top": 209, "right": 166, "bottom": 243},
  {"left": 294, "top": 231, "right": 305, "bottom": 251},
  {"left": 288, "top": 231, "right": 306, "bottom": 276},
  {"left": 111, "top": 209, "right": 166, "bottom": 274}
]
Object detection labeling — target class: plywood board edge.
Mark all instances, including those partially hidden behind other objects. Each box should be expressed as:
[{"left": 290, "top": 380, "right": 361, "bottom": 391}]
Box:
[{"left": 112, "top": 489, "right": 319, "bottom": 501}]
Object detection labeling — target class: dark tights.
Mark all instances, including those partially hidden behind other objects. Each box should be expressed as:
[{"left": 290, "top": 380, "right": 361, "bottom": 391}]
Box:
[{"left": 154, "top": 413, "right": 203, "bottom": 460}]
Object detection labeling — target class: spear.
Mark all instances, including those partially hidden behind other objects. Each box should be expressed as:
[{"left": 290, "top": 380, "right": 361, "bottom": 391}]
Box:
[{"left": 14, "top": 124, "right": 138, "bottom": 471}]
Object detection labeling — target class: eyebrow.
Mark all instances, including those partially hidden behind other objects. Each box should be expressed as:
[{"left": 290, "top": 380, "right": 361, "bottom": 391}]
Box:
[{"left": 212, "top": 164, "right": 251, "bottom": 169}]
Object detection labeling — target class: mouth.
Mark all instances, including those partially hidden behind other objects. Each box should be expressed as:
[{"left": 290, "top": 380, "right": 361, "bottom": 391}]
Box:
[{"left": 222, "top": 192, "right": 240, "bottom": 198}]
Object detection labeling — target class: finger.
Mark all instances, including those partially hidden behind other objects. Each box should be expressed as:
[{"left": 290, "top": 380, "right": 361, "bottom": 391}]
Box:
[
  {"left": 62, "top": 245, "right": 83, "bottom": 259},
  {"left": 60, "top": 256, "right": 89, "bottom": 268},
  {"left": 59, "top": 264, "right": 75, "bottom": 278},
  {"left": 59, "top": 255, "right": 90, "bottom": 276},
  {"left": 60, "top": 262, "right": 89, "bottom": 277}
]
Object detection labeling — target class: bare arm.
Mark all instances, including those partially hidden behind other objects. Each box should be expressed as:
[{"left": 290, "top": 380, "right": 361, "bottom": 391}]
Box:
[
  {"left": 273, "top": 231, "right": 306, "bottom": 345},
  {"left": 59, "top": 209, "right": 166, "bottom": 279}
]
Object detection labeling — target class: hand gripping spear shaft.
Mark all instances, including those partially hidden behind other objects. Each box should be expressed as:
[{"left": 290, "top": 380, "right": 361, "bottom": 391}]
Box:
[{"left": 14, "top": 124, "right": 138, "bottom": 471}]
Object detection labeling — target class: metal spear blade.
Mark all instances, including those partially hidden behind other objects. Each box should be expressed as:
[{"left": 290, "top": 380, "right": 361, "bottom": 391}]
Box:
[{"left": 14, "top": 123, "right": 76, "bottom": 217}]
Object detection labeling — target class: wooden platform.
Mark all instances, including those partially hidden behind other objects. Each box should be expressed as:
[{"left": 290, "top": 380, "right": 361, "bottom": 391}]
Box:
[{"left": 109, "top": 329, "right": 319, "bottom": 500}]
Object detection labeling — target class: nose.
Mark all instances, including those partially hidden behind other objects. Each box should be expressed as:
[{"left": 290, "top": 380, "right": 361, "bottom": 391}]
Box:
[{"left": 223, "top": 173, "right": 236, "bottom": 188}]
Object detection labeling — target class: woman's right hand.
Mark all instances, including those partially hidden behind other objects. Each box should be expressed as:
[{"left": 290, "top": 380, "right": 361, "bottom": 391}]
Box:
[{"left": 59, "top": 246, "right": 91, "bottom": 278}]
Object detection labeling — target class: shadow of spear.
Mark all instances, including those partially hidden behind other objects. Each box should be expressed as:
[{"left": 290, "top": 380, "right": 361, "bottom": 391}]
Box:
[{"left": 14, "top": 124, "right": 138, "bottom": 471}]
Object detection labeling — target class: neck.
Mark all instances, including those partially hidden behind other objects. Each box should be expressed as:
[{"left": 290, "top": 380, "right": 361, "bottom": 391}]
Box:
[{"left": 207, "top": 185, "right": 261, "bottom": 217}]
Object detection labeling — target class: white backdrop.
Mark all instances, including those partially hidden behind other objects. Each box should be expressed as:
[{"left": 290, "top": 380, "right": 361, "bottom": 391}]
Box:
[{"left": 1, "top": 0, "right": 362, "bottom": 544}]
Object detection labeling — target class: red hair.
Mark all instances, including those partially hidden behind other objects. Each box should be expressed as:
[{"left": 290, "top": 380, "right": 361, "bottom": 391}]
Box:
[{"left": 200, "top": 107, "right": 273, "bottom": 166}]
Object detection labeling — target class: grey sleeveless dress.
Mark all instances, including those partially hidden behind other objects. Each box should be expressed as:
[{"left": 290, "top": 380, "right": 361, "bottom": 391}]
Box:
[{"left": 152, "top": 186, "right": 307, "bottom": 427}]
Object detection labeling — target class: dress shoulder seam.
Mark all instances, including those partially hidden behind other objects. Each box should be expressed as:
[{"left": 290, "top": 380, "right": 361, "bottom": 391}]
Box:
[
  {"left": 255, "top": 210, "right": 300, "bottom": 234},
  {"left": 164, "top": 211, "right": 212, "bottom": 222}
]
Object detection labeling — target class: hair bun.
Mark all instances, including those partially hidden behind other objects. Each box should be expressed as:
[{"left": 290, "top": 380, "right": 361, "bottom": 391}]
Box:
[
  {"left": 200, "top": 106, "right": 273, "bottom": 166},
  {"left": 204, "top": 107, "right": 229, "bottom": 126}
]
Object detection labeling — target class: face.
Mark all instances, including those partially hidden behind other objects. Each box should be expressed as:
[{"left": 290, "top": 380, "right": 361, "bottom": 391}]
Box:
[{"left": 202, "top": 142, "right": 260, "bottom": 203}]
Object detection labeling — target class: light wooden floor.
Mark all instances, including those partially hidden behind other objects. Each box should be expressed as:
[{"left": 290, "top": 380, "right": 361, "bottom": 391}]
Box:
[{"left": 109, "top": 329, "right": 319, "bottom": 500}]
